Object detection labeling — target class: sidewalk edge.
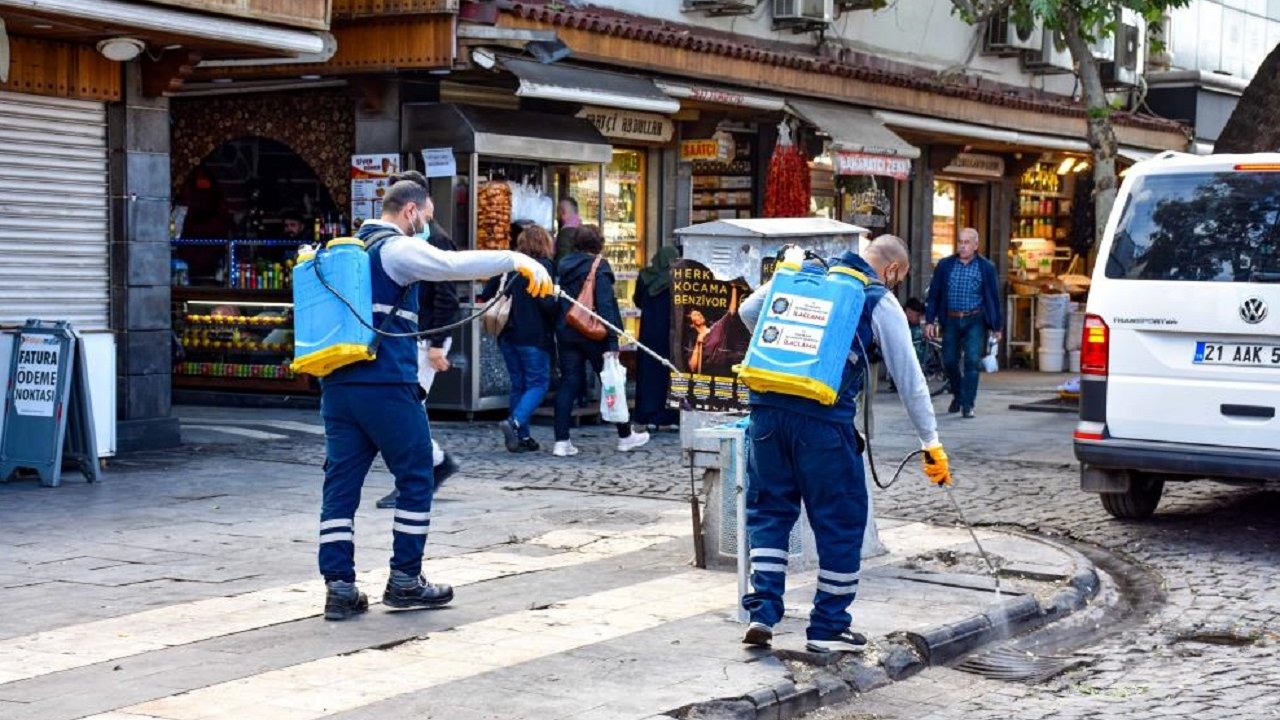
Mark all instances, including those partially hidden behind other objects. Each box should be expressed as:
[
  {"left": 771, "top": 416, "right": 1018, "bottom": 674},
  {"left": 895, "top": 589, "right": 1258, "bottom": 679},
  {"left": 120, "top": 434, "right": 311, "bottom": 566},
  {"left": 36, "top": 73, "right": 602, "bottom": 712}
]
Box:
[{"left": 667, "top": 531, "right": 1102, "bottom": 720}]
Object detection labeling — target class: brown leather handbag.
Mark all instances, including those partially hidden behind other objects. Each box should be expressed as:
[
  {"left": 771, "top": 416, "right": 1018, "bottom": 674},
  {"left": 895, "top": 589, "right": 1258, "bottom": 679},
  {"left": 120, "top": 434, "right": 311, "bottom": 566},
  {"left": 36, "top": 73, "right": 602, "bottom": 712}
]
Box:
[{"left": 565, "top": 256, "right": 607, "bottom": 341}]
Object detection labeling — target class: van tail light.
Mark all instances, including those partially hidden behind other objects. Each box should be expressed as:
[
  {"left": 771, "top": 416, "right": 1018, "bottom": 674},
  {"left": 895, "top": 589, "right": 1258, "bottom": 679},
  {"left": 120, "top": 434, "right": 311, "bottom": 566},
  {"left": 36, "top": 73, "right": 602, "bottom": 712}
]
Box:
[{"left": 1081, "top": 314, "right": 1109, "bottom": 376}]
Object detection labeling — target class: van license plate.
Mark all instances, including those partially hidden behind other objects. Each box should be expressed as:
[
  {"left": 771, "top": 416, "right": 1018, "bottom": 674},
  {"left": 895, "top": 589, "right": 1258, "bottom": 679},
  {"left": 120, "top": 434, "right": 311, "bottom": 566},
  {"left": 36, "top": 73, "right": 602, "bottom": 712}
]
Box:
[{"left": 1194, "top": 342, "right": 1280, "bottom": 367}]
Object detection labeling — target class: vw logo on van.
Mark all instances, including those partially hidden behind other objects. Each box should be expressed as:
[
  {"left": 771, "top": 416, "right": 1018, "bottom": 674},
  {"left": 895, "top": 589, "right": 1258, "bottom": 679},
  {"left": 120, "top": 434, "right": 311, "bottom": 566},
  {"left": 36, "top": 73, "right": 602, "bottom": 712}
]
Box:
[{"left": 1240, "top": 297, "right": 1269, "bottom": 324}]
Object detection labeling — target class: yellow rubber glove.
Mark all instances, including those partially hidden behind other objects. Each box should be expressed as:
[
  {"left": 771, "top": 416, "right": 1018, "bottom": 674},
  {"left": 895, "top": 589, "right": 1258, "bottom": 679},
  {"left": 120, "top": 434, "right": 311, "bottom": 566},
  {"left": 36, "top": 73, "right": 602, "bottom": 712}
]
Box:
[
  {"left": 514, "top": 254, "right": 554, "bottom": 298},
  {"left": 922, "top": 442, "right": 953, "bottom": 487}
]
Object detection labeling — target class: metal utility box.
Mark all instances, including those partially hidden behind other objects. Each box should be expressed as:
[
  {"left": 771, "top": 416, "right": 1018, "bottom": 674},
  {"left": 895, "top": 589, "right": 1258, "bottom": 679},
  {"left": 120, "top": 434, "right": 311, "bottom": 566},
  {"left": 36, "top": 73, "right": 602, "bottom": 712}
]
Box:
[
  {"left": 674, "top": 218, "right": 868, "bottom": 287},
  {"left": 672, "top": 218, "right": 869, "bottom": 454}
]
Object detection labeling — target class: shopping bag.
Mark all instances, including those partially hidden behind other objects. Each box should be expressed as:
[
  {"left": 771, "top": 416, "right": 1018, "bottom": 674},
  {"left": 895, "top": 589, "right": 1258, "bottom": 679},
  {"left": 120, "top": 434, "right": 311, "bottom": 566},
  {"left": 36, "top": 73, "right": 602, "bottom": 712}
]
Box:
[
  {"left": 599, "top": 354, "right": 630, "bottom": 424},
  {"left": 981, "top": 336, "right": 1000, "bottom": 374}
]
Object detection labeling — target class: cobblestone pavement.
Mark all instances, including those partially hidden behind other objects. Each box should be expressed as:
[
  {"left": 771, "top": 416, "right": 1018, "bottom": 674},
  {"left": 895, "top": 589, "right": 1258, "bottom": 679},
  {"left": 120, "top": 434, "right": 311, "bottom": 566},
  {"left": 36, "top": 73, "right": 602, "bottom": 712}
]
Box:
[{"left": 812, "top": 433, "right": 1280, "bottom": 716}]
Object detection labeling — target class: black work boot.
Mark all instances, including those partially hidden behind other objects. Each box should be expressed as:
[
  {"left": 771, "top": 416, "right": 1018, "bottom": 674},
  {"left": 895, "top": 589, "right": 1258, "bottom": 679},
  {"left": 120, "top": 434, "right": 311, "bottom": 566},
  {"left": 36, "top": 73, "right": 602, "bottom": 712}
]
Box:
[
  {"left": 324, "top": 580, "right": 369, "bottom": 621},
  {"left": 383, "top": 571, "right": 454, "bottom": 610}
]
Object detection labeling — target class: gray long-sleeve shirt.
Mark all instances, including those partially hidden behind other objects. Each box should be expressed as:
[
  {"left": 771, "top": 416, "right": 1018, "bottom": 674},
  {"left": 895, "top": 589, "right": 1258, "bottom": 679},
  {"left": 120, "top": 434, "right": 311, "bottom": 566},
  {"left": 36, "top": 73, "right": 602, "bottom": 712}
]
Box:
[
  {"left": 362, "top": 220, "right": 526, "bottom": 287},
  {"left": 740, "top": 280, "right": 939, "bottom": 447}
]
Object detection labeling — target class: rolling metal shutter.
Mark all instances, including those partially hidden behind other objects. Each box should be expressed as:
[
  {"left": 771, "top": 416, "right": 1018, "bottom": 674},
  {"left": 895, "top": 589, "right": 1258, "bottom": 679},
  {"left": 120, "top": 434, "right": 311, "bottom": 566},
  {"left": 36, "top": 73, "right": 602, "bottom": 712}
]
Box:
[{"left": 0, "top": 92, "right": 109, "bottom": 331}]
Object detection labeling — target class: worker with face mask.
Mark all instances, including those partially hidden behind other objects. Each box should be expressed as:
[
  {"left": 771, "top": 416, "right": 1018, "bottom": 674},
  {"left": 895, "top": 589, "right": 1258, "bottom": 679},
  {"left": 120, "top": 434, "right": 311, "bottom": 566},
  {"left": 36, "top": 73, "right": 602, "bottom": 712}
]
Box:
[
  {"left": 736, "top": 234, "right": 952, "bottom": 653},
  {"left": 318, "top": 180, "right": 552, "bottom": 621}
]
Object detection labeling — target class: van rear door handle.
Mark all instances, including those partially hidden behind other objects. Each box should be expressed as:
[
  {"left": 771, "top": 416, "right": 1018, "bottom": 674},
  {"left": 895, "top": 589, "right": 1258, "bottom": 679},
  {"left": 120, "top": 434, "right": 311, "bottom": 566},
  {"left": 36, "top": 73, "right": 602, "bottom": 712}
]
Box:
[{"left": 1221, "top": 404, "right": 1276, "bottom": 419}]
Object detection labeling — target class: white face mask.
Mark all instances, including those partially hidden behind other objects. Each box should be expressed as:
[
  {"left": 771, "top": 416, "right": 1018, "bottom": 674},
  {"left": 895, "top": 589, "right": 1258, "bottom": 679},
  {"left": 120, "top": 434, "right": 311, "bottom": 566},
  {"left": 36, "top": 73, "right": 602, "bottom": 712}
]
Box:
[{"left": 406, "top": 207, "right": 425, "bottom": 237}]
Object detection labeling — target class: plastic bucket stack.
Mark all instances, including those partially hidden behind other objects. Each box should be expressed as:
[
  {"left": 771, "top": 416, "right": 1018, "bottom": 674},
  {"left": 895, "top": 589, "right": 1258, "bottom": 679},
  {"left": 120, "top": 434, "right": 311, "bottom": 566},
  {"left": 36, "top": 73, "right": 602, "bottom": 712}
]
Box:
[
  {"left": 1066, "top": 309, "right": 1085, "bottom": 373},
  {"left": 1036, "top": 293, "right": 1071, "bottom": 372}
]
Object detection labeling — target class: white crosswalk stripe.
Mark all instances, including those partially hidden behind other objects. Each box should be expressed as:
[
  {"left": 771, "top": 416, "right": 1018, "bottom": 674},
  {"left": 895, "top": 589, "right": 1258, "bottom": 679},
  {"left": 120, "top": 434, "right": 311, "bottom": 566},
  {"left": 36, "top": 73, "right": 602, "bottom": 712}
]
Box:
[
  {"left": 252, "top": 420, "right": 326, "bottom": 435},
  {"left": 0, "top": 517, "right": 689, "bottom": 687},
  {"left": 180, "top": 424, "right": 289, "bottom": 441},
  {"left": 83, "top": 572, "right": 735, "bottom": 720}
]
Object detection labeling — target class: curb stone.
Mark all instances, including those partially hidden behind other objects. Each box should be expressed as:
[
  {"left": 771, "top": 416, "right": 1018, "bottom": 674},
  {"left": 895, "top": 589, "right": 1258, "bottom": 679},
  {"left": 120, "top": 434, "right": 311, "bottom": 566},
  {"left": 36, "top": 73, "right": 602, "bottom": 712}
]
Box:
[{"left": 669, "top": 532, "right": 1103, "bottom": 720}]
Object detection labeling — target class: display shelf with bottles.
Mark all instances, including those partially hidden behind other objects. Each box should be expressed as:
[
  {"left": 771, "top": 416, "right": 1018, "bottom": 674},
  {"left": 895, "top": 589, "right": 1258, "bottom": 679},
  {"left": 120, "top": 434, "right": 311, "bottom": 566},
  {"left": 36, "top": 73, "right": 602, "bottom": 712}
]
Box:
[
  {"left": 172, "top": 293, "right": 310, "bottom": 393},
  {"left": 1015, "top": 163, "right": 1074, "bottom": 242},
  {"left": 690, "top": 138, "right": 755, "bottom": 223},
  {"left": 602, "top": 150, "right": 648, "bottom": 344}
]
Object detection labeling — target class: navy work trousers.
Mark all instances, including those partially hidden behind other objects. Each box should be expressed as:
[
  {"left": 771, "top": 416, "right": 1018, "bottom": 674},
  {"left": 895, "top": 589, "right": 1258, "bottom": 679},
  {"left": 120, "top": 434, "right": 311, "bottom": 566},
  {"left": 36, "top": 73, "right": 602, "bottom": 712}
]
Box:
[
  {"left": 319, "top": 383, "right": 436, "bottom": 583},
  {"left": 742, "top": 406, "right": 868, "bottom": 641}
]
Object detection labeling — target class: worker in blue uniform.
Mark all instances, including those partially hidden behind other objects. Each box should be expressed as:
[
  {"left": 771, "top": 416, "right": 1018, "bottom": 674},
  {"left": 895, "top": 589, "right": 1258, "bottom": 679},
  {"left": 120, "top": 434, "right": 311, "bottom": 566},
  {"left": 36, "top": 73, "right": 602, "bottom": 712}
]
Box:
[
  {"left": 318, "top": 180, "right": 552, "bottom": 621},
  {"left": 737, "top": 235, "right": 953, "bottom": 652}
]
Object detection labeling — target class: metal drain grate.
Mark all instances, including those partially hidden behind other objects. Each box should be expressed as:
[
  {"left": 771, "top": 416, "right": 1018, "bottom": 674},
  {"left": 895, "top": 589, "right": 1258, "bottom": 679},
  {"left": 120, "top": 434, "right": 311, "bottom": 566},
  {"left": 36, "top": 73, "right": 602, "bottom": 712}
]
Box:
[
  {"left": 538, "top": 508, "right": 655, "bottom": 525},
  {"left": 954, "top": 646, "right": 1092, "bottom": 684}
]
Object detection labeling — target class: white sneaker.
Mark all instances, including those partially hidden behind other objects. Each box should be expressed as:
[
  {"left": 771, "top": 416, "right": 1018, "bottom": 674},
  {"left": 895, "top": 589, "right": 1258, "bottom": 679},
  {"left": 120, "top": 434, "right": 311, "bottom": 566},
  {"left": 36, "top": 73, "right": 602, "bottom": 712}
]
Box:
[
  {"left": 553, "top": 441, "right": 579, "bottom": 457},
  {"left": 617, "top": 430, "right": 650, "bottom": 452}
]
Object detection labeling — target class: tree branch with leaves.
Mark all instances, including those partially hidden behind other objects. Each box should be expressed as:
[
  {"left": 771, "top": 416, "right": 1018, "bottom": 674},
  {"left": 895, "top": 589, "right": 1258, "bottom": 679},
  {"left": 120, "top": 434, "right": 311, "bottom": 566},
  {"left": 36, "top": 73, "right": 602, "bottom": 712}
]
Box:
[{"left": 950, "top": 0, "right": 1190, "bottom": 249}]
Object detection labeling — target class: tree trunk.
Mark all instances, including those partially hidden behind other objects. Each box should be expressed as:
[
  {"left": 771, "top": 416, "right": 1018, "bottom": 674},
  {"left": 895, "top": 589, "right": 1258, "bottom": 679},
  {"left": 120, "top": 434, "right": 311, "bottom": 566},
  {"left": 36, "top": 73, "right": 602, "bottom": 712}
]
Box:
[
  {"left": 1061, "top": 9, "right": 1119, "bottom": 249},
  {"left": 1216, "top": 42, "right": 1280, "bottom": 153}
]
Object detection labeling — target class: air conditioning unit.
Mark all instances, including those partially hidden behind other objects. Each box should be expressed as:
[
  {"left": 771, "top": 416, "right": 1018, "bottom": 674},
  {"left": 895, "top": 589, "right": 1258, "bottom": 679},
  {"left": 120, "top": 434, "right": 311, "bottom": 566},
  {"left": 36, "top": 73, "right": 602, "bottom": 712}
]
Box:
[
  {"left": 773, "top": 0, "right": 834, "bottom": 29},
  {"left": 984, "top": 8, "right": 1044, "bottom": 55},
  {"left": 1101, "top": 9, "right": 1145, "bottom": 87},
  {"left": 1024, "top": 29, "right": 1075, "bottom": 74},
  {"left": 682, "top": 0, "right": 761, "bottom": 15}
]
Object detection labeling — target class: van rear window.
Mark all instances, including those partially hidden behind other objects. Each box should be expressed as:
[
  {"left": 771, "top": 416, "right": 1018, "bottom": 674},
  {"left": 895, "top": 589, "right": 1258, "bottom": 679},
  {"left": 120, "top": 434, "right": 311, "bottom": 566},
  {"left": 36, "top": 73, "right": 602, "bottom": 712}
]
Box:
[{"left": 1105, "top": 172, "right": 1280, "bottom": 281}]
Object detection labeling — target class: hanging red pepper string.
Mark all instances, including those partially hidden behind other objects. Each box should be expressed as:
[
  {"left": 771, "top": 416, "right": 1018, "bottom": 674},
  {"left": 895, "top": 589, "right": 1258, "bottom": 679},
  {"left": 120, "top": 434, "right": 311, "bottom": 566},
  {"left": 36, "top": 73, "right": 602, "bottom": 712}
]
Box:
[{"left": 764, "top": 122, "right": 810, "bottom": 218}]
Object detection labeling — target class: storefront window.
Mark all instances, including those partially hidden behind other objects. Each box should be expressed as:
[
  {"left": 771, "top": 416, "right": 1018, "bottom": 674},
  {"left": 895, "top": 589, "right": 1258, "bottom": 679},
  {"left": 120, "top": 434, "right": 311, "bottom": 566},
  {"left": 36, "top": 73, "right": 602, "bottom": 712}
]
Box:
[
  {"left": 932, "top": 180, "right": 957, "bottom": 263},
  {"left": 604, "top": 150, "right": 647, "bottom": 342}
]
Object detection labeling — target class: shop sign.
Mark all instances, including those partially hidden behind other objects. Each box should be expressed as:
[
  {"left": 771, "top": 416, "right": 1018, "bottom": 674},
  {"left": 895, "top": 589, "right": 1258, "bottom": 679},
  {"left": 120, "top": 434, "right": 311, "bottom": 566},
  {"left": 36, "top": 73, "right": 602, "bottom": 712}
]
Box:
[
  {"left": 848, "top": 187, "right": 892, "bottom": 229},
  {"left": 942, "top": 152, "right": 1006, "bottom": 178},
  {"left": 668, "top": 259, "right": 754, "bottom": 412},
  {"left": 577, "top": 106, "right": 674, "bottom": 144},
  {"left": 834, "top": 151, "right": 911, "bottom": 180},
  {"left": 421, "top": 148, "right": 457, "bottom": 178},
  {"left": 350, "top": 153, "right": 400, "bottom": 226},
  {"left": 681, "top": 134, "right": 735, "bottom": 164},
  {"left": 681, "top": 140, "right": 719, "bottom": 162}
]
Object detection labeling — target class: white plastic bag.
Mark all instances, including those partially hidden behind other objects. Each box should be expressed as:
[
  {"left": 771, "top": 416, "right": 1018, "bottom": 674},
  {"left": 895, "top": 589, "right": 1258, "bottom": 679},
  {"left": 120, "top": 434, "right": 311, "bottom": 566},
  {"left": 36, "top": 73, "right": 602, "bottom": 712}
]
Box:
[
  {"left": 981, "top": 336, "right": 1000, "bottom": 373},
  {"left": 599, "top": 354, "right": 630, "bottom": 424}
]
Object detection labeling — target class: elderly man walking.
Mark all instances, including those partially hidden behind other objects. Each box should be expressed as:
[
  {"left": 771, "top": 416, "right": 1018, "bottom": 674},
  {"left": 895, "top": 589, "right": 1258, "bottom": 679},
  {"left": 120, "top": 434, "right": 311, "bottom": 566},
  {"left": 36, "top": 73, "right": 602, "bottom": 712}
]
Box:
[{"left": 925, "top": 227, "right": 1002, "bottom": 419}]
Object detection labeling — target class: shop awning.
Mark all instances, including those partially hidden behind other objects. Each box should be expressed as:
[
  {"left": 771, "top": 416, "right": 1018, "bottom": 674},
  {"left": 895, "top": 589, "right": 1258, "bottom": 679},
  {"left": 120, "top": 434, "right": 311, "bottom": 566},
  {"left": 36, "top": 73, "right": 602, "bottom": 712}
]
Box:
[
  {"left": 402, "top": 103, "right": 612, "bottom": 165},
  {"left": 788, "top": 99, "right": 921, "bottom": 160},
  {"left": 502, "top": 57, "right": 680, "bottom": 115},
  {"left": 655, "top": 80, "right": 787, "bottom": 112}
]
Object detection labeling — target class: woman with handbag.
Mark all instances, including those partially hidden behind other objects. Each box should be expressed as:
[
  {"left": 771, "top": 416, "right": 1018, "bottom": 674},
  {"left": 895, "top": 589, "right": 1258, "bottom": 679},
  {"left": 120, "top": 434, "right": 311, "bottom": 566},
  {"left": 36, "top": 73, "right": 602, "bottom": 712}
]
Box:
[
  {"left": 480, "top": 223, "right": 558, "bottom": 452},
  {"left": 553, "top": 224, "right": 649, "bottom": 457}
]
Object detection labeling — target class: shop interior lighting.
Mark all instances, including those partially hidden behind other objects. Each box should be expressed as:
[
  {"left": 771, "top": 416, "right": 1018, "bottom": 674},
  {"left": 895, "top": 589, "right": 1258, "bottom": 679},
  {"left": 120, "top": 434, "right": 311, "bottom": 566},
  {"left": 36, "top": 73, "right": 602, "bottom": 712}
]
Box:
[
  {"left": 1056, "top": 157, "right": 1077, "bottom": 175},
  {"left": 97, "top": 37, "right": 145, "bottom": 61},
  {"left": 1073, "top": 159, "right": 1090, "bottom": 173}
]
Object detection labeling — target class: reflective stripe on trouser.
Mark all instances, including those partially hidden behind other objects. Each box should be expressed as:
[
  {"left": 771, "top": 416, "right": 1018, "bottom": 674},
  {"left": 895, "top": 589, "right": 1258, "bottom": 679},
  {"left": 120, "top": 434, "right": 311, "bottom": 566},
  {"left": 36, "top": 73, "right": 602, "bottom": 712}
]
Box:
[
  {"left": 319, "top": 383, "right": 436, "bottom": 583},
  {"left": 741, "top": 406, "right": 869, "bottom": 640}
]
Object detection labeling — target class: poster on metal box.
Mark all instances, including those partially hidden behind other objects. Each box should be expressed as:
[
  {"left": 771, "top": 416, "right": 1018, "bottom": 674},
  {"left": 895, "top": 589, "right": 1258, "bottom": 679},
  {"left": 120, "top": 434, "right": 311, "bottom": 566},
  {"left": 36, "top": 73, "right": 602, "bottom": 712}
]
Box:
[{"left": 668, "top": 259, "right": 754, "bottom": 412}]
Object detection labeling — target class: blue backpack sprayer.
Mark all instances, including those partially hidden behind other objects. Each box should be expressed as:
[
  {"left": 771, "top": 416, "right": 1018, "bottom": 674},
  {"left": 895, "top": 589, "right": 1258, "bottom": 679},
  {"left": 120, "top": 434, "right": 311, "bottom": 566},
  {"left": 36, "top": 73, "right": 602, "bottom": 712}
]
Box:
[{"left": 288, "top": 237, "right": 997, "bottom": 591}]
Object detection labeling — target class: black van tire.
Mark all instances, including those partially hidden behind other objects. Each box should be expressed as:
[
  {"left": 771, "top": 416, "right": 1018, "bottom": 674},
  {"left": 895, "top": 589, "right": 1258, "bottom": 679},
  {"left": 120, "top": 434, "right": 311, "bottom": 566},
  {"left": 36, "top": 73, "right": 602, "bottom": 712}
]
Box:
[{"left": 1099, "top": 473, "right": 1165, "bottom": 519}]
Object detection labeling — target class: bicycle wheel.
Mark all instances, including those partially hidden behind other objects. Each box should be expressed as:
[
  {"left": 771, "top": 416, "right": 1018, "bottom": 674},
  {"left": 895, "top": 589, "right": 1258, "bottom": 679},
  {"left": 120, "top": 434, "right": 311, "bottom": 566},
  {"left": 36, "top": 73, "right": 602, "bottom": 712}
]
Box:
[{"left": 923, "top": 343, "right": 950, "bottom": 397}]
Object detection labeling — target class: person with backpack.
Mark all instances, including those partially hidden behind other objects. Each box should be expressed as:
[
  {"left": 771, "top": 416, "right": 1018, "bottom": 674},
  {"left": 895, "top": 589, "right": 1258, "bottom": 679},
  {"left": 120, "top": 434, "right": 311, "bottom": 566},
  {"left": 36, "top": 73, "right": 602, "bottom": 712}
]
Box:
[
  {"left": 481, "top": 223, "right": 558, "bottom": 452},
  {"left": 735, "top": 235, "right": 952, "bottom": 653},
  {"left": 552, "top": 225, "right": 649, "bottom": 457},
  {"left": 316, "top": 180, "right": 552, "bottom": 621}
]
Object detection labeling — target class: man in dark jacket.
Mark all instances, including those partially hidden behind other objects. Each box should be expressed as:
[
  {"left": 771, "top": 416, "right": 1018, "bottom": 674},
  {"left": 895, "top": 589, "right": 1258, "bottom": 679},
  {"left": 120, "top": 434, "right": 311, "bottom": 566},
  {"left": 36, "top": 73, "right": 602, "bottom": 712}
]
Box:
[
  {"left": 375, "top": 187, "right": 462, "bottom": 509},
  {"left": 924, "top": 227, "right": 1002, "bottom": 418}
]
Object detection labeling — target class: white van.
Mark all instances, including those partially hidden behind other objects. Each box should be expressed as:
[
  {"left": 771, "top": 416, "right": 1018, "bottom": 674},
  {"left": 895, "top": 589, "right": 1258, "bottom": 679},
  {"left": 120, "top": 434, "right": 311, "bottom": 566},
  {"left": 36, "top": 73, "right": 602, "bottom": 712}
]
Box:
[{"left": 1075, "top": 152, "right": 1280, "bottom": 519}]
